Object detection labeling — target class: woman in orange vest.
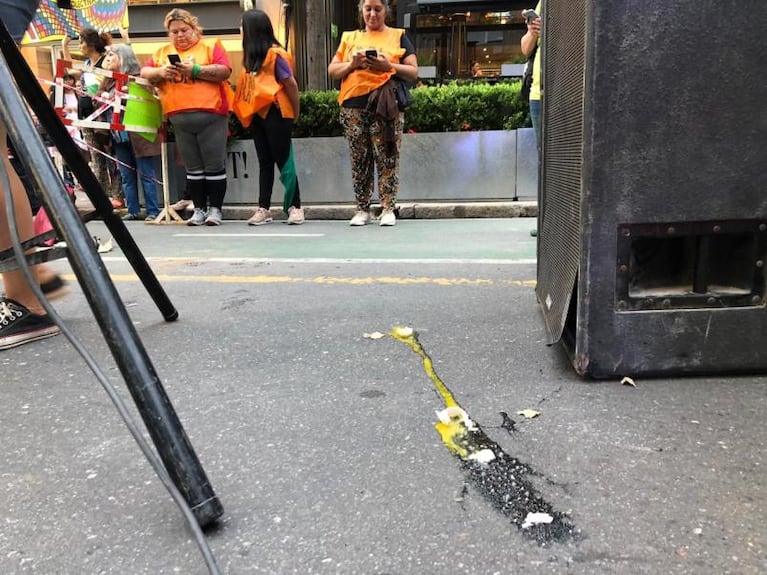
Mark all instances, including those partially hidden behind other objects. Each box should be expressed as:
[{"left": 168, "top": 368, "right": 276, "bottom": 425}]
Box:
[
  {"left": 234, "top": 9, "right": 303, "bottom": 226},
  {"left": 328, "top": 0, "right": 418, "bottom": 227},
  {"left": 140, "top": 9, "right": 232, "bottom": 226}
]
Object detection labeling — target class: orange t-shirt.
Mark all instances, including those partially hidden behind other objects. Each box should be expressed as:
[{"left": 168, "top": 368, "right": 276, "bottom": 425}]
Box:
[{"left": 335, "top": 27, "right": 406, "bottom": 104}]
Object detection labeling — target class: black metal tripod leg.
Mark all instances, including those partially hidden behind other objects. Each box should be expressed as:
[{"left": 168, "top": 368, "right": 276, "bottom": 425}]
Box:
[
  {"left": 0, "top": 32, "right": 223, "bottom": 528},
  {"left": 0, "top": 27, "right": 178, "bottom": 322}
]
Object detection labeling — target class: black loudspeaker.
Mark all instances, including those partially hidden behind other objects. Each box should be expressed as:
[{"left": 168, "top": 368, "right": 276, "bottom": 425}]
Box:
[{"left": 536, "top": 1, "right": 767, "bottom": 378}]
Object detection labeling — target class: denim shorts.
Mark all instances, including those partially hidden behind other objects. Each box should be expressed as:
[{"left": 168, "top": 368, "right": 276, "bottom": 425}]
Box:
[{"left": 0, "top": 0, "right": 41, "bottom": 43}]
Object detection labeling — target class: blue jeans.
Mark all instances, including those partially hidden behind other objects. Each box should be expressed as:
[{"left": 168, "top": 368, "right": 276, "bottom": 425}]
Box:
[
  {"left": 114, "top": 141, "right": 159, "bottom": 217},
  {"left": 530, "top": 98, "right": 541, "bottom": 154}
]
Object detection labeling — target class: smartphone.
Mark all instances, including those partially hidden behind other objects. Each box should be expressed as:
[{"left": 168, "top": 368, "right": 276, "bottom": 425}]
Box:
[
  {"left": 522, "top": 8, "right": 539, "bottom": 22},
  {"left": 167, "top": 54, "right": 182, "bottom": 65},
  {"left": 365, "top": 49, "right": 378, "bottom": 59}
]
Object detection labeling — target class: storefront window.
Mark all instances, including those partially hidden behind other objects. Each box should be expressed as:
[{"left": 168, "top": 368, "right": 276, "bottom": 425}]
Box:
[{"left": 412, "top": 10, "right": 527, "bottom": 79}]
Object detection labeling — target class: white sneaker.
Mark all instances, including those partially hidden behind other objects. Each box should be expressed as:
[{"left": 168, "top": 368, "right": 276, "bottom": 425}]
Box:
[
  {"left": 204, "top": 206, "right": 223, "bottom": 226},
  {"left": 287, "top": 206, "right": 305, "bottom": 225},
  {"left": 349, "top": 210, "right": 370, "bottom": 226},
  {"left": 187, "top": 208, "right": 206, "bottom": 226},
  {"left": 379, "top": 209, "right": 396, "bottom": 226},
  {"left": 248, "top": 207, "right": 272, "bottom": 226}
]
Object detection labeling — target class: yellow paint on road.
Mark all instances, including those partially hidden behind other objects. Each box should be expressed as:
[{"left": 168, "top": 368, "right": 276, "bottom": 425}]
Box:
[{"left": 58, "top": 273, "right": 536, "bottom": 287}]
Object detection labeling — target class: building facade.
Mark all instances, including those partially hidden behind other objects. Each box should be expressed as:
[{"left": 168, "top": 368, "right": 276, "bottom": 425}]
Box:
[{"left": 22, "top": 1, "right": 531, "bottom": 88}]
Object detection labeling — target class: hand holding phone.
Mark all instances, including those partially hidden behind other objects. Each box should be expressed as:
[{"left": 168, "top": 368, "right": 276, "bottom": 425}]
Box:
[
  {"left": 522, "top": 8, "right": 539, "bottom": 22},
  {"left": 365, "top": 49, "right": 378, "bottom": 60},
  {"left": 167, "top": 54, "right": 182, "bottom": 65}
]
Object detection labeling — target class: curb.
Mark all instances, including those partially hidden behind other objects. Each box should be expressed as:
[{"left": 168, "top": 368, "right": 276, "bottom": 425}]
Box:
[
  {"left": 75, "top": 196, "right": 538, "bottom": 222},
  {"left": 224, "top": 201, "right": 538, "bottom": 221}
]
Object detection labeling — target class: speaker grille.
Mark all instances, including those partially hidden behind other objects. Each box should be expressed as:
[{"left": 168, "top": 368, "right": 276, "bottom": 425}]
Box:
[{"left": 535, "top": 0, "right": 587, "bottom": 343}]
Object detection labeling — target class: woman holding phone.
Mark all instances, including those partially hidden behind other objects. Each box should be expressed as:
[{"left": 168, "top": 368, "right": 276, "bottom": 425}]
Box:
[
  {"left": 328, "top": 0, "right": 418, "bottom": 227},
  {"left": 140, "top": 8, "right": 232, "bottom": 226}
]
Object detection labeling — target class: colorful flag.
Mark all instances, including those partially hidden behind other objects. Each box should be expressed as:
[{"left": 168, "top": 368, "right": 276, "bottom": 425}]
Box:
[{"left": 23, "top": 0, "right": 129, "bottom": 45}]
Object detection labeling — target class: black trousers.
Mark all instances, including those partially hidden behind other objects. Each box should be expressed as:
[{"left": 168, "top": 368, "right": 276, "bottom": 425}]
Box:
[{"left": 250, "top": 105, "right": 300, "bottom": 209}]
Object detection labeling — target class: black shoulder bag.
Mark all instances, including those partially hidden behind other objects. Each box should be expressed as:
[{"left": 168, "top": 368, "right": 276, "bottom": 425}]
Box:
[
  {"left": 393, "top": 77, "right": 413, "bottom": 111},
  {"left": 520, "top": 44, "right": 538, "bottom": 102}
]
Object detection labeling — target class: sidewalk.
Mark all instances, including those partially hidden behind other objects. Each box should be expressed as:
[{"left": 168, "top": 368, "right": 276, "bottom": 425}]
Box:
[{"left": 76, "top": 193, "right": 538, "bottom": 221}]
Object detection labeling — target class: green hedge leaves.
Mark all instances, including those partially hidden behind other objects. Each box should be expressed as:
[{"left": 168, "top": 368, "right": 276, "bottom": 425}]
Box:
[{"left": 229, "top": 80, "right": 529, "bottom": 139}]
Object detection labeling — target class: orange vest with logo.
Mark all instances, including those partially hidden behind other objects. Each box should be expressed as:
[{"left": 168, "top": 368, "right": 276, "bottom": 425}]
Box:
[
  {"left": 336, "top": 27, "right": 407, "bottom": 104},
  {"left": 232, "top": 46, "right": 296, "bottom": 127},
  {"left": 153, "top": 39, "right": 229, "bottom": 116}
]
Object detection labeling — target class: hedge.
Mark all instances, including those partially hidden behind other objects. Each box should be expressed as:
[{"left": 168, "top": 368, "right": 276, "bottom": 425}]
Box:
[{"left": 228, "top": 79, "right": 530, "bottom": 139}]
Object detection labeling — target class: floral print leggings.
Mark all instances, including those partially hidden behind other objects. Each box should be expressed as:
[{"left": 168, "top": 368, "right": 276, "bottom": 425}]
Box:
[{"left": 339, "top": 107, "right": 404, "bottom": 211}]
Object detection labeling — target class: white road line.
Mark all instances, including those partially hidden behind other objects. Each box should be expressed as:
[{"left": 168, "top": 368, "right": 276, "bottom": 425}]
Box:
[{"left": 173, "top": 233, "right": 325, "bottom": 238}]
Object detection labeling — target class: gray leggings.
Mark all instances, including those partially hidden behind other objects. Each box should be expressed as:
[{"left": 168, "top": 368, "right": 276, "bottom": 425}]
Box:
[
  {"left": 169, "top": 112, "right": 228, "bottom": 174},
  {"left": 169, "top": 111, "right": 228, "bottom": 209}
]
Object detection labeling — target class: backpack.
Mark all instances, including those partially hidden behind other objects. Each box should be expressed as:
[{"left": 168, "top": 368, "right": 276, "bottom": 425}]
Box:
[{"left": 520, "top": 45, "right": 538, "bottom": 102}]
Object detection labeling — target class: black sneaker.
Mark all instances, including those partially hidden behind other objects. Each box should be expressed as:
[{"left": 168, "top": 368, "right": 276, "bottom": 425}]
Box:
[{"left": 0, "top": 298, "right": 60, "bottom": 350}]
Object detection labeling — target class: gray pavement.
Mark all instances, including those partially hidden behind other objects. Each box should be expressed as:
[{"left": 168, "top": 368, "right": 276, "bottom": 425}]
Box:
[{"left": 1, "top": 217, "right": 765, "bottom": 574}]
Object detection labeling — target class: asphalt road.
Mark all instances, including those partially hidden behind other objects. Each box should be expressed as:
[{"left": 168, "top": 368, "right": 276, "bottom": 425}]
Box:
[{"left": 1, "top": 217, "right": 765, "bottom": 574}]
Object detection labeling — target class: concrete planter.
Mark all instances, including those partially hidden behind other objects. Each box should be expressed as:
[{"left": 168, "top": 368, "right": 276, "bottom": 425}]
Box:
[
  {"left": 167, "top": 128, "right": 538, "bottom": 209},
  {"left": 169, "top": 128, "right": 538, "bottom": 219}
]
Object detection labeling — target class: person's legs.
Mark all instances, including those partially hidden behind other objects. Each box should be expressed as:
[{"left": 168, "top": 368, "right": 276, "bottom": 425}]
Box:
[
  {"left": 169, "top": 114, "right": 207, "bottom": 212},
  {"left": 104, "top": 137, "right": 123, "bottom": 200},
  {"left": 196, "top": 114, "right": 228, "bottom": 212},
  {"left": 7, "top": 138, "right": 41, "bottom": 215},
  {"left": 529, "top": 98, "right": 541, "bottom": 237},
  {"left": 135, "top": 156, "right": 160, "bottom": 217},
  {"left": 263, "top": 108, "right": 301, "bottom": 210},
  {"left": 113, "top": 141, "right": 139, "bottom": 216},
  {"left": 251, "top": 115, "right": 276, "bottom": 209},
  {"left": 340, "top": 108, "right": 374, "bottom": 211},
  {"left": 0, "top": 120, "right": 61, "bottom": 348},
  {"left": 0, "top": 0, "right": 61, "bottom": 348},
  {"left": 370, "top": 113, "right": 404, "bottom": 213},
  {"left": 530, "top": 98, "right": 541, "bottom": 154},
  {"left": 83, "top": 128, "right": 112, "bottom": 198}
]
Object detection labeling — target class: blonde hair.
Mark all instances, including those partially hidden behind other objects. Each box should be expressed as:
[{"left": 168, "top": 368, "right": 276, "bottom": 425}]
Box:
[{"left": 164, "top": 8, "right": 203, "bottom": 35}]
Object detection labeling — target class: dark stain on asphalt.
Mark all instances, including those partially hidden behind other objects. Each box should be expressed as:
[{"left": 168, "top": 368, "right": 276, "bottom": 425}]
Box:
[
  {"left": 360, "top": 389, "right": 386, "bottom": 399},
  {"left": 388, "top": 326, "right": 580, "bottom": 546},
  {"left": 499, "top": 411, "right": 517, "bottom": 434}
]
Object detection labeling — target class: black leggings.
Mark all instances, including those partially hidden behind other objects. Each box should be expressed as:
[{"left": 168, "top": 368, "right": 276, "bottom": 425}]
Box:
[{"left": 250, "top": 106, "right": 300, "bottom": 209}]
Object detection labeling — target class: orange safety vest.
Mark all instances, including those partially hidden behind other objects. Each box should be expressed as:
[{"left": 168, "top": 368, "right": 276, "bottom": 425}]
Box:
[
  {"left": 232, "top": 46, "right": 296, "bottom": 128},
  {"left": 335, "top": 27, "right": 407, "bottom": 104},
  {"left": 152, "top": 39, "right": 229, "bottom": 116}
]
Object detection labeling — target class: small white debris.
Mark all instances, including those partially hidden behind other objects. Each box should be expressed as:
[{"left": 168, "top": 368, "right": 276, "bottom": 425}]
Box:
[
  {"left": 521, "top": 512, "right": 554, "bottom": 529},
  {"left": 621, "top": 376, "right": 636, "bottom": 387},
  {"left": 97, "top": 238, "right": 113, "bottom": 253},
  {"left": 468, "top": 449, "right": 496, "bottom": 464},
  {"left": 363, "top": 332, "right": 385, "bottom": 340},
  {"left": 437, "top": 406, "right": 466, "bottom": 424},
  {"left": 517, "top": 409, "right": 541, "bottom": 419},
  {"left": 272, "top": 516, "right": 281, "bottom": 524},
  {"left": 693, "top": 528, "right": 703, "bottom": 535},
  {"left": 393, "top": 326, "right": 413, "bottom": 337},
  {"left": 436, "top": 406, "right": 478, "bottom": 431}
]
